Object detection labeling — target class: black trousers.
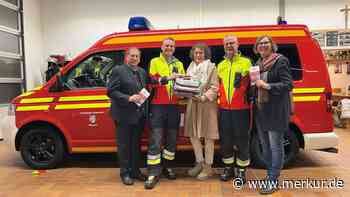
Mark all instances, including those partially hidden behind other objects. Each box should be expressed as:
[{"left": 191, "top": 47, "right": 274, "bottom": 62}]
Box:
[
  {"left": 219, "top": 109, "right": 251, "bottom": 168},
  {"left": 147, "top": 104, "right": 180, "bottom": 176},
  {"left": 115, "top": 119, "right": 144, "bottom": 177}
]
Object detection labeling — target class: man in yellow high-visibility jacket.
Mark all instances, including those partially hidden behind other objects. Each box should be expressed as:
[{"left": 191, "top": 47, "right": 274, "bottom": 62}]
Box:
[
  {"left": 217, "top": 35, "right": 252, "bottom": 184},
  {"left": 145, "top": 37, "right": 185, "bottom": 190}
]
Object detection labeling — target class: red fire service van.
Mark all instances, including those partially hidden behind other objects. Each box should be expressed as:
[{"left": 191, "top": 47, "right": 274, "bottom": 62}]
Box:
[{"left": 8, "top": 17, "right": 338, "bottom": 169}]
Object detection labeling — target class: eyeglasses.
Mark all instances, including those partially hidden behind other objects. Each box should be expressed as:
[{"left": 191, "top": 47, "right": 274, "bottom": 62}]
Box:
[
  {"left": 225, "top": 42, "right": 236, "bottom": 46},
  {"left": 258, "top": 41, "right": 271, "bottom": 46}
]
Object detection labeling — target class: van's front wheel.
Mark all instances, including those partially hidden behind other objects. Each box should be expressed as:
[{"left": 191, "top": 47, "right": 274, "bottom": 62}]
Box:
[
  {"left": 20, "top": 128, "right": 65, "bottom": 169},
  {"left": 251, "top": 128, "right": 299, "bottom": 168}
]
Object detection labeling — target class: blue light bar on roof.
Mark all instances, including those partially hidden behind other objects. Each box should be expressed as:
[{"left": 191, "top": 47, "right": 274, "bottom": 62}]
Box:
[
  {"left": 277, "top": 16, "right": 287, "bottom": 25},
  {"left": 128, "top": 16, "right": 154, "bottom": 31}
]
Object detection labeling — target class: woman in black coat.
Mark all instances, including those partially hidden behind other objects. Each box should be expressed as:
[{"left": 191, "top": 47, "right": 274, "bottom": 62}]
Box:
[{"left": 252, "top": 35, "right": 293, "bottom": 194}]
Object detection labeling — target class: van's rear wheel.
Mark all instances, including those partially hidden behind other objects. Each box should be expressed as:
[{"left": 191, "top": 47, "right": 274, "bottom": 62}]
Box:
[
  {"left": 251, "top": 128, "right": 299, "bottom": 168},
  {"left": 20, "top": 128, "right": 64, "bottom": 169}
]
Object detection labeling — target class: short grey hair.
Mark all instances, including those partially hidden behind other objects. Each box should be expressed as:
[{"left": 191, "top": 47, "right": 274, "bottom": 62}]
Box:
[
  {"left": 223, "top": 34, "right": 238, "bottom": 44},
  {"left": 162, "top": 37, "right": 175, "bottom": 44}
]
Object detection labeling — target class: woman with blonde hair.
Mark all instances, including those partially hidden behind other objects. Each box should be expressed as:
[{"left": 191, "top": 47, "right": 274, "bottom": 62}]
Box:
[{"left": 184, "top": 43, "right": 219, "bottom": 180}]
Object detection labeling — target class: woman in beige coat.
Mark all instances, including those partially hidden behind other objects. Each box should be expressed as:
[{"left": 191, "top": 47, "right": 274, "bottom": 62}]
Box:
[{"left": 184, "top": 43, "right": 219, "bottom": 180}]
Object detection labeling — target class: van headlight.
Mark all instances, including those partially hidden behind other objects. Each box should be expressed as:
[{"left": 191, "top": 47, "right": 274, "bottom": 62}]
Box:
[{"left": 8, "top": 104, "right": 15, "bottom": 116}]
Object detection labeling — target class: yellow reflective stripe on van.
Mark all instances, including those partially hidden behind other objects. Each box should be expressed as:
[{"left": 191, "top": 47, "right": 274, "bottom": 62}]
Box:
[
  {"left": 54, "top": 103, "right": 111, "bottom": 110},
  {"left": 293, "top": 96, "right": 321, "bottom": 102},
  {"left": 18, "top": 91, "right": 34, "bottom": 97},
  {"left": 293, "top": 88, "right": 325, "bottom": 94},
  {"left": 16, "top": 105, "right": 50, "bottom": 111},
  {"left": 58, "top": 95, "right": 109, "bottom": 102},
  {"left": 20, "top": 97, "right": 54, "bottom": 104},
  {"left": 72, "top": 146, "right": 117, "bottom": 153},
  {"left": 104, "top": 30, "right": 306, "bottom": 45}
]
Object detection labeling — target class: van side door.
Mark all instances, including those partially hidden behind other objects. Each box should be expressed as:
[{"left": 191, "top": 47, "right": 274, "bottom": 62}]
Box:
[{"left": 52, "top": 51, "right": 124, "bottom": 149}]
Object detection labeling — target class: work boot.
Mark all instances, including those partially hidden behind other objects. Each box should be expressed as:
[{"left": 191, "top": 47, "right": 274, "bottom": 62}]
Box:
[
  {"left": 132, "top": 172, "right": 147, "bottom": 181},
  {"left": 259, "top": 179, "right": 279, "bottom": 195},
  {"left": 235, "top": 168, "right": 247, "bottom": 184},
  {"left": 144, "top": 175, "right": 160, "bottom": 190},
  {"left": 163, "top": 168, "right": 176, "bottom": 180},
  {"left": 220, "top": 167, "right": 234, "bottom": 182},
  {"left": 120, "top": 174, "right": 134, "bottom": 186},
  {"left": 188, "top": 162, "right": 204, "bottom": 177},
  {"left": 197, "top": 163, "right": 214, "bottom": 180}
]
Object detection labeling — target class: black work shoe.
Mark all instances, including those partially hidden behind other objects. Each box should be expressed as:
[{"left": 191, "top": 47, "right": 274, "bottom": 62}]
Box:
[
  {"left": 235, "top": 168, "right": 246, "bottom": 184},
  {"left": 132, "top": 172, "right": 147, "bottom": 181},
  {"left": 144, "top": 176, "right": 160, "bottom": 190},
  {"left": 163, "top": 168, "right": 176, "bottom": 180},
  {"left": 220, "top": 167, "right": 234, "bottom": 182},
  {"left": 259, "top": 180, "right": 279, "bottom": 195},
  {"left": 121, "top": 174, "right": 134, "bottom": 185}
]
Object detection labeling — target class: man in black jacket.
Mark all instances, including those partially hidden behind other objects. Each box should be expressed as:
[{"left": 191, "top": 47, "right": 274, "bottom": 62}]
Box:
[
  {"left": 107, "top": 47, "right": 175, "bottom": 186},
  {"left": 107, "top": 47, "right": 149, "bottom": 185}
]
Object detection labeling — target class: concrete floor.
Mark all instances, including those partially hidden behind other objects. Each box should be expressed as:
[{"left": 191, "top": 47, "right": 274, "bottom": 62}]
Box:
[{"left": 0, "top": 108, "right": 349, "bottom": 196}]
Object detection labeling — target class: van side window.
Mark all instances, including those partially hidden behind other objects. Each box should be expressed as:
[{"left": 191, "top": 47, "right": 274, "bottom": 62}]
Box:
[
  {"left": 202, "top": 45, "right": 257, "bottom": 66},
  {"left": 211, "top": 44, "right": 302, "bottom": 81},
  {"left": 139, "top": 48, "right": 160, "bottom": 71},
  {"left": 140, "top": 44, "right": 302, "bottom": 81},
  {"left": 174, "top": 47, "right": 192, "bottom": 70},
  {"left": 139, "top": 47, "right": 192, "bottom": 71},
  {"left": 140, "top": 46, "right": 257, "bottom": 70},
  {"left": 277, "top": 44, "right": 302, "bottom": 81},
  {"left": 64, "top": 51, "right": 124, "bottom": 89},
  {"left": 211, "top": 45, "right": 227, "bottom": 65}
]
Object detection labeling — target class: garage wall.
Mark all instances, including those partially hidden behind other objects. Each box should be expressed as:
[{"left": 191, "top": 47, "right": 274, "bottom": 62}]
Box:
[
  {"left": 286, "top": 0, "right": 345, "bottom": 29},
  {"left": 201, "top": 0, "right": 279, "bottom": 27},
  {"left": 24, "top": 0, "right": 346, "bottom": 87},
  {"left": 39, "top": 0, "right": 281, "bottom": 60},
  {"left": 23, "top": 0, "right": 44, "bottom": 89},
  {"left": 40, "top": 0, "right": 196, "bottom": 60}
]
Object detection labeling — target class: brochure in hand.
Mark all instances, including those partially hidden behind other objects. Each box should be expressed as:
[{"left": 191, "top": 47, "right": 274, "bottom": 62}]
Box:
[
  {"left": 135, "top": 88, "right": 150, "bottom": 106},
  {"left": 249, "top": 66, "right": 260, "bottom": 86}
]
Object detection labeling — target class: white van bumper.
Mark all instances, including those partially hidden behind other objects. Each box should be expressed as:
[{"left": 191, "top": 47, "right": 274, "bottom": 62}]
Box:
[{"left": 303, "top": 132, "right": 339, "bottom": 151}]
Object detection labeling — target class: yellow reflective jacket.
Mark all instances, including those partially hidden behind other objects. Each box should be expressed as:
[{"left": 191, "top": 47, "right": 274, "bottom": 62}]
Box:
[
  {"left": 149, "top": 53, "right": 185, "bottom": 104},
  {"left": 217, "top": 54, "right": 251, "bottom": 109}
]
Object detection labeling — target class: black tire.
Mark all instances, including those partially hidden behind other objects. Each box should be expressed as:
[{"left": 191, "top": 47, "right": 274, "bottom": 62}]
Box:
[
  {"left": 20, "top": 127, "right": 65, "bottom": 169},
  {"left": 250, "top": 128, "right": 299, "bottom": 169}
]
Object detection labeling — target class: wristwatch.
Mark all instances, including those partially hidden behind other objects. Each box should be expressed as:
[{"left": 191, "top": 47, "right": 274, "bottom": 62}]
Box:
[{"left": 265, "top": 83, "right": 271, "bottom": 90}]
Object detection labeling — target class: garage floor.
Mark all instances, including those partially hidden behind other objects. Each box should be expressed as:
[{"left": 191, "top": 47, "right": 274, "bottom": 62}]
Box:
[{"left": 0, "top": 128, "right": 349, "bottom": 197}]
